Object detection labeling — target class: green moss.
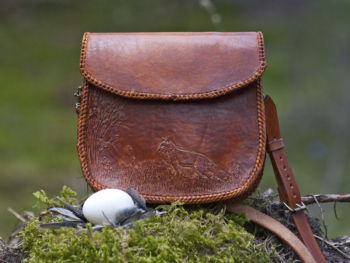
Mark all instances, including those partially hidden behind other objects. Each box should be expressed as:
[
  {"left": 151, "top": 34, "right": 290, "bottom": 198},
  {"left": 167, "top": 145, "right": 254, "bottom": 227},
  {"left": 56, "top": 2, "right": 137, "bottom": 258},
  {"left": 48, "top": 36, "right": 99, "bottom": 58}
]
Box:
[
  {"left": 33, "top": 186, "right": 78, "bottom": 208},
  {"left": 21, "top": 187, "right": 274, "bottom": 262}
]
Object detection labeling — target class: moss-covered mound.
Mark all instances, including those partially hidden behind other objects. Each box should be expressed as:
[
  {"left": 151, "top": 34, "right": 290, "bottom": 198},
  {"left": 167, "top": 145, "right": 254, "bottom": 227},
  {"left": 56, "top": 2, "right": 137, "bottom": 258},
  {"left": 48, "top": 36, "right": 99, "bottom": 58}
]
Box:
[{"left": 20, "top": 187, "right": 275, "bottom": 263}]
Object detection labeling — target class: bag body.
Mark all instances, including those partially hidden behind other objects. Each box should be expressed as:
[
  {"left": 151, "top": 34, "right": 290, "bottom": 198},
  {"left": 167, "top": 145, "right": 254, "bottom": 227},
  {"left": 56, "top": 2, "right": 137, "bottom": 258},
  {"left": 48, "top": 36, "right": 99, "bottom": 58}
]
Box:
[{"left": 77, "top": 32, "right": 267, "bottom": 204}]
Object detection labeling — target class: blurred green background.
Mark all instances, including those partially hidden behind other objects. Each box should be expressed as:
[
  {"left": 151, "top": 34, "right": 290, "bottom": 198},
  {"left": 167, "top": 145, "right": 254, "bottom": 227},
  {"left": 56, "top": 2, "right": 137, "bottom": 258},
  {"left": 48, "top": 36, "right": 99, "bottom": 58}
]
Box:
[{"left": 0, "top": 0, "right": 349, "bottom": 239}]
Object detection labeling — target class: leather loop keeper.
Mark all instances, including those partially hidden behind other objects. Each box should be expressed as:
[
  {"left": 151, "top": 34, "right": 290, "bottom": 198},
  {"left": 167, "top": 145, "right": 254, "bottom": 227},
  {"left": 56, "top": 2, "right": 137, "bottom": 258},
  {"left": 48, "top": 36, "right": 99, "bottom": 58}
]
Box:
[{"left": 267, "top": 138, "right": 284, "bottom": 152}]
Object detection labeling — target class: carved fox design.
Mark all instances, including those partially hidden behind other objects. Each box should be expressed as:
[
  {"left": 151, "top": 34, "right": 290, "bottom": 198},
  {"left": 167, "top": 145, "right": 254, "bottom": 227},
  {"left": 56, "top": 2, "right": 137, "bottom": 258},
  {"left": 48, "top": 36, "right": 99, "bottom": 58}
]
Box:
[{"left": 156, "top": 137, "right": 229, "bottom": 182}]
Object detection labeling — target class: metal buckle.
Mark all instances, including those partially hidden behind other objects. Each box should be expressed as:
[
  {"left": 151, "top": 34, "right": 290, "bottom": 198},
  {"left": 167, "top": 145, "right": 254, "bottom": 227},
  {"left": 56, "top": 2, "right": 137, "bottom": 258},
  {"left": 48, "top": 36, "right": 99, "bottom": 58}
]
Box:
[
  {"left": 74, "top": 86, "right": 82, "bottom": 109},
  {"left": 283, "top": 201, "right": 307, "bottom": 213}
]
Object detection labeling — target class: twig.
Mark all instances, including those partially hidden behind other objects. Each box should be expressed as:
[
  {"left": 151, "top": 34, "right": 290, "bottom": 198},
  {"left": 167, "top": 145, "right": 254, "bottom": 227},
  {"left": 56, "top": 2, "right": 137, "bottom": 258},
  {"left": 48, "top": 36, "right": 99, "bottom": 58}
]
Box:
[
  {"left": 23, "top": 211, "right": 35, "bottom": 221},
  {"left": 302, "top": 194, "right": 350, "bottom": 205},
  {"left": 275, "top": 248, "right": 288, "bottom": 263},
  {"left": 334, "top": 202, "right": 339, "bottom": 220},
  {"left": 7, "top": 227, "right": 23, "bottom": 240},
  {"left": 7, "top": 208, "right": 26, "bottom": 223},
  {"left": 314, "top": 235, "right": 350, "bottom": 260},
  {"left": 311, "top": 195, "right": 328, "bottom": 240},
  {"left": 271, "top": 194, "right": 350, "bottom": 207},
  {"left": 0, "top": 238, "right": 5, "bottom": 249},
  {"left": 12, "top": 241, "right": 23, "bottom": 249}
]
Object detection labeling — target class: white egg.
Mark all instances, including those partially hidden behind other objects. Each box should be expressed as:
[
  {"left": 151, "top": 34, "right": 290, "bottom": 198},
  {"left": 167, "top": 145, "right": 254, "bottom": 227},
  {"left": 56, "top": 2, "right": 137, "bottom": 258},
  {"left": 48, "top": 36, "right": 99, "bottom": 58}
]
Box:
[{"left": 83, "top": 189, "right": 136, "bottom": 225}]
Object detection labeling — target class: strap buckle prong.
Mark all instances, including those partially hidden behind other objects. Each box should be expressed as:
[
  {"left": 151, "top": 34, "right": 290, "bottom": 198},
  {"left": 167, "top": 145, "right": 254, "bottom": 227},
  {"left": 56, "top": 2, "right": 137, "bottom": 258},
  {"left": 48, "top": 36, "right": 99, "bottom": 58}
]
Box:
[{"left": 283, "top": 201, "right": 307, "bottom": 213}]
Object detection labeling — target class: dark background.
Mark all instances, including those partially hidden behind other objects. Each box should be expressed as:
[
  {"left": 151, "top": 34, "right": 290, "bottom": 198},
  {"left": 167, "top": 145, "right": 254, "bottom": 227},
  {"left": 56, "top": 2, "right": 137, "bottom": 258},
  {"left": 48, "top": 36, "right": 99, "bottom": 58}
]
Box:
[{"left": 1, "top": 0, "right": 349, "bottom": 239}]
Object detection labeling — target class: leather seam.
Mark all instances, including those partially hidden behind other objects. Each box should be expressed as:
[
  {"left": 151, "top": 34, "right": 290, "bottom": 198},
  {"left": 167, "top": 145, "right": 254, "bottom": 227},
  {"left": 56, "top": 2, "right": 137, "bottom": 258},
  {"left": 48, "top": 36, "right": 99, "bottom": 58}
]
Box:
[{"left": 79, "top": 32, "right": 267, "bottom": 101}]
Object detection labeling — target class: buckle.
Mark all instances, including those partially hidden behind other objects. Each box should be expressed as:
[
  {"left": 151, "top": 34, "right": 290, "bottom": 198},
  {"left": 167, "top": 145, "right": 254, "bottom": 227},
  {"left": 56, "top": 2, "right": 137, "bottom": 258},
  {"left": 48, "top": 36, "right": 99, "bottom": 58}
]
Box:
[
  {"left": 74, "top": 86, "right": 82, "bottom": 109},
  {"left": 283, "top": 201, "right": 306, "bottom": 213}
]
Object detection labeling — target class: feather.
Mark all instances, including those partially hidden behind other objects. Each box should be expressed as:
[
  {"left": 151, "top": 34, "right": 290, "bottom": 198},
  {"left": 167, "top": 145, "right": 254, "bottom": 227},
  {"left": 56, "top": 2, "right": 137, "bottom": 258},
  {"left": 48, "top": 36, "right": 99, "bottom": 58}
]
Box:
[
  {"left": 125, "top": 188, "right": 147, "bottom": 210},
  {"left": 54, "top": 196, "right": 85, "bottom": 218},
  {"left": 140, "top": 208, "right": 156, "bottom": 220},
  {"left": 119, "top": 211, "right": 143, "bottom": 226},
  {"left": 114, "top": 206, "right": 139, "bottom": 225},
  {"left": 102, "top": 211, "right": 117, "bottom": 227},
  {"left": 140, "top": 208, "right": 166, "bottom": 220},
  {"left": 47, "top": 207, "right": 86, "bottom": 222}
]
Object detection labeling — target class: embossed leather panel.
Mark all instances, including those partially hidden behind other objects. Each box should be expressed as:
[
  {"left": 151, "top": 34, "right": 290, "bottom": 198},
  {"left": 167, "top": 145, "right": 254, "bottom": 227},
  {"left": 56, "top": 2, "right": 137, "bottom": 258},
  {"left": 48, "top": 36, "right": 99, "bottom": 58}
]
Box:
[{"left": 77, "top": 32, "right": 266, "bottom": 203}]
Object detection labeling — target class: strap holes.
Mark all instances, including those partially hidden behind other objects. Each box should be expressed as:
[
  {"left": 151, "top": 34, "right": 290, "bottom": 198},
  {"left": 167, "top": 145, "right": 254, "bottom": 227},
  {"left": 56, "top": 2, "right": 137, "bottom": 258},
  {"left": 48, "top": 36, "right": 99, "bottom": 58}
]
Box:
[
  {"left": 280, "top": 156, "right": 283, "bottom": 160},
  {"left": 287, "top": 175, "right": 290, "bottom": 180},
  {"left": 293, "top": 193, "right": 296, "bottom": 198},
  {"left": 290, "top": 184, "right": 293, "bottom": 189},
  {"left": 283, "top": 166, "right": 286, "bottom": 170}
]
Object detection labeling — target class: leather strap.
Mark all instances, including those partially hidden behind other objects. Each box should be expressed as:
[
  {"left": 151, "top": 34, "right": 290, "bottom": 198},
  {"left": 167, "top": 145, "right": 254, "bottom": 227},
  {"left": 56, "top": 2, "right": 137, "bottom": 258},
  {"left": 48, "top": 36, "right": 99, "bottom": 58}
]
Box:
[
  {"left": 264, "top": 95, "right": 326, "bottom": 263},
  {"left": 226, "top": 204, "right": 316, "bottom": 263}
]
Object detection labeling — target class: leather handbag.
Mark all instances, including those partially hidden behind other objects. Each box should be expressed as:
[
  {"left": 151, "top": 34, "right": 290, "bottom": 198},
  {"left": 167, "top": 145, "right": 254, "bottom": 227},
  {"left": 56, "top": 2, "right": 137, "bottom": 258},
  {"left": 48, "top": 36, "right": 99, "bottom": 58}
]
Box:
[
  {"left": 76, "top": 32, "right": 326, "bottom": 263},
  {"left": 77, "top": 32, "right": 266, "bottom": 203}
]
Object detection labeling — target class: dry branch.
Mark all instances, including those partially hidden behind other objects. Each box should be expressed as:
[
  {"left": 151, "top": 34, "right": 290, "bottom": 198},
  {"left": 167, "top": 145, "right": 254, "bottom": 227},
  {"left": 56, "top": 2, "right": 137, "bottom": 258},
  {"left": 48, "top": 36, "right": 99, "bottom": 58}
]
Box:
[
  {"left": 302, "top": 194, "right": 350, "bottom": 205},
  {"left": 314, "top": 235, "right": 350, "bottom": 260},
  {"left": 271, "top": 194, "right": 350, "bottom": 207},
  {"left": 7, "top": 208, "right": 26, "bottom": 223}
]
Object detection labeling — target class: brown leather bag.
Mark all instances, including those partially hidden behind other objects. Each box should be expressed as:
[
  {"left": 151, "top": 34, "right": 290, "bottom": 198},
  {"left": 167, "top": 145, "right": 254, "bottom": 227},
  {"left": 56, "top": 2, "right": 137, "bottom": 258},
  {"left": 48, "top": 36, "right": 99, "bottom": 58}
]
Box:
[
  {"left": 76, "top": 32, "right": 326, "bottom": 263},
  {"left": 77, "top": 32, "right": 266, "bottom": 204}
]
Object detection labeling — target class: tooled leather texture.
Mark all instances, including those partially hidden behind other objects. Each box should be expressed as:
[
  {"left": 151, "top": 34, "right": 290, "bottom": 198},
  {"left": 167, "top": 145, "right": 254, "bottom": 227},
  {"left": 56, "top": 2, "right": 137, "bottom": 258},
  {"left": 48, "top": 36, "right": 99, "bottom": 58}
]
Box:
[
  {"left": 77, "top": 32, "right": 267, "bottom": 204},
  {"left": 77, "top": 79, "right": 266, "bottom": 203},
  {"left": 79, "top": 32, "right": 266, "bottom": 101}
]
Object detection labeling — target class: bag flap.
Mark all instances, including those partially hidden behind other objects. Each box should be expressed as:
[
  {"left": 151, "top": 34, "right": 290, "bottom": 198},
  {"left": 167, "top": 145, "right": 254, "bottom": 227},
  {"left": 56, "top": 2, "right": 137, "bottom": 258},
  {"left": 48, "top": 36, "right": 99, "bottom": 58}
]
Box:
[{"left": 79, "top": 32, "right": 266, "bottom": 100}]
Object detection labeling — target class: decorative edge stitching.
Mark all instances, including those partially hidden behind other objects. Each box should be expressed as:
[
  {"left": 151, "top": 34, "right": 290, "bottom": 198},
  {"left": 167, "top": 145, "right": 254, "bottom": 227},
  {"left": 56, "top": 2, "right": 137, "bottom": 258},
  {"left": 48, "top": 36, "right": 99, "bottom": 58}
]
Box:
[
  {"left": 79, "top": 32, "right": 267, "bottom": 101},
  {"left": 76, "top": 78, "right": 266, "bottom": 204},
  {"left": 223, "top": 78, "right": 266, "bottom": 204}
]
